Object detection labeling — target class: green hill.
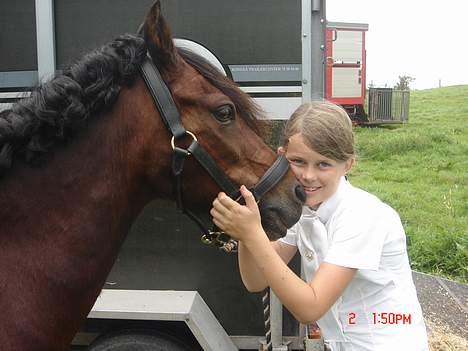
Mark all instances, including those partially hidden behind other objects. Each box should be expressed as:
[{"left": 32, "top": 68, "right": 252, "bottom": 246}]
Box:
[{"left": 349, "top": 85, "right": 468, "bottom": 283}]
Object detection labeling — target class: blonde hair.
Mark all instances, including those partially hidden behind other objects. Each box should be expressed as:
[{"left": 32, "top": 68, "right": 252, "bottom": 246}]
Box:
[{"left": 282, "top": 100, "right": 355, "bottom": 161}]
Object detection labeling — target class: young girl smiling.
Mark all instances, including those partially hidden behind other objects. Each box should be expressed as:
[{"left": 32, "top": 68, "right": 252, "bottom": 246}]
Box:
[{"left": 211, "top": 101, "right": 429, "bottom": 350}]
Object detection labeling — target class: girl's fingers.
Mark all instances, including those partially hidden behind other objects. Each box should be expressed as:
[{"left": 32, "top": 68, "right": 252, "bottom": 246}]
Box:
[
  {"left": 212, "top": 217, "right": 223, "bottom": 230},
  {"left": 217, "top": 192, "right": 237, "bottom": 208},
  {"left": 210, "top": 207, "right": 227, "bottom": 222},
  {"left": 211, "top": 211, "right": 230, "bottom": 232},
  {"left": 210, "top": 207, "right": 218, "bottom": 218},
  {"left": 212, "top": 198, "right": 232, "bottom": 217}
]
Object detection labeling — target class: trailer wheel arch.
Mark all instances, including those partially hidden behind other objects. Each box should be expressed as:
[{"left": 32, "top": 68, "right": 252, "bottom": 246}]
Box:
[
  {"left": 86, "top": 328, "right": 193, "bottom": 351},
  {"left": 173, "top": 38, "right": 232, "bottom": 79}
]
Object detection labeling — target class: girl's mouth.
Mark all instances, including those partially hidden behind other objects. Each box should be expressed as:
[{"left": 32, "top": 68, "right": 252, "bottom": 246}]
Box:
[{"left": 304, "top": 186, "right": 321, "bottom": 195}]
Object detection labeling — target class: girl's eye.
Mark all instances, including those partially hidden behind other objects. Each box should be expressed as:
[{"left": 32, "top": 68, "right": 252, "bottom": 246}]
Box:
[
  {"left": 289, "top": 158, "right": 305, "bottom": 165},
  {"left": 318, "top": 161, "right": 331, "bottom": 169}
]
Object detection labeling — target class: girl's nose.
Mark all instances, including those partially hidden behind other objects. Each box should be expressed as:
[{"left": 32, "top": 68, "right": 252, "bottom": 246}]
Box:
[{"left": 301, "top": 166, "right": 317, "bottom": 182}]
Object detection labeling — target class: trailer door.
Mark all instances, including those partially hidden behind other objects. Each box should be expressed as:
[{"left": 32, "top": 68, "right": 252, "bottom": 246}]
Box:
[{"left": 326, "top": 27, "right": 366, "bottom": 104}]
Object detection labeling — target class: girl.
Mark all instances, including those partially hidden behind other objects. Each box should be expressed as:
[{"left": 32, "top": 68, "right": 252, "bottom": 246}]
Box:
[{"left": 211, "top": 101, "right": 429, "bottom": 350}]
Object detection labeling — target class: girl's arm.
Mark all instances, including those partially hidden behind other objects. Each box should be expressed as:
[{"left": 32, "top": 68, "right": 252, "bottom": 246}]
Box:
[
  {"left": 211, "top": 186, "right": 356, "bottom": 323},
  {"left": 238, "top": 240, "right": 298, "bottom": 292},
  {"left": 243, "top": 230, "right": 355, "bottom": 323}
]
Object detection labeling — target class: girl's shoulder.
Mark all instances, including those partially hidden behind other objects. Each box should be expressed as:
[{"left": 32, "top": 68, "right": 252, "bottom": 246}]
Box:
[
  {"left": 333, "top": 184, "right": 400, "bottom": 228},
  {"left": 345, "top": 183, "right": 397, "bottom": 212}
]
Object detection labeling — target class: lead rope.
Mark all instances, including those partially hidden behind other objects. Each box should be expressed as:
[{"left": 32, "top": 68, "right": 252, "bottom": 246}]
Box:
[{"left": 262, "top": 288, "right": 272, "bottom": 351}]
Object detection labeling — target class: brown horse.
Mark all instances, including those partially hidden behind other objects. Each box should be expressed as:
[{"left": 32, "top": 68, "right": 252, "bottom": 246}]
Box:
[{"left": 0, "top": 2, "right": 303, "bottom": 350}]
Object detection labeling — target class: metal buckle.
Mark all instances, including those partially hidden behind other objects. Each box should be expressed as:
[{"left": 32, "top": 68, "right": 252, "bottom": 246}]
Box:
[
  {"left": 201, "top": 231, "right": 238, "bottom": 253},
  {"left": 201, "top": 232, "right": 215, "bottom": 245},
  {"left": 171, "top": 131, "right": 197, "bottom": 154}
]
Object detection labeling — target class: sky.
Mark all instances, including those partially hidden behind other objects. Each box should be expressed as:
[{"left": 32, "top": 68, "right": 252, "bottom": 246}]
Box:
[{"left": 326, "top": 0, "right": 468, "bottom": 90}]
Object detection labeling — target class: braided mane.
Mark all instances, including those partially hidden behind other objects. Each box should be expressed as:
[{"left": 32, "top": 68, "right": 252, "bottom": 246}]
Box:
[{"left": 0, "top": 34, "right": 147, "bottom": 177}]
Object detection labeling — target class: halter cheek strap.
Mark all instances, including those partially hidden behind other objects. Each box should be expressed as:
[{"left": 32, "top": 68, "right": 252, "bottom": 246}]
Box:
[{"left": 140, "top": 57, "right": 289, "bottom": 252}]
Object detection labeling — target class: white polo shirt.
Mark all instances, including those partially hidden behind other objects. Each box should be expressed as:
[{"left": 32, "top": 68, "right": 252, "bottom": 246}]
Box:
[{"left": 280, "top": 177, "right": 429, "bottom": 351}]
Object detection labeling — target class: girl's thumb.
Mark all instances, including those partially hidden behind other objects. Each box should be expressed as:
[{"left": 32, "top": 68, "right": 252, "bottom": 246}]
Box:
[{"left": 240, "top": 185, "right": 256, "bottom": 208}]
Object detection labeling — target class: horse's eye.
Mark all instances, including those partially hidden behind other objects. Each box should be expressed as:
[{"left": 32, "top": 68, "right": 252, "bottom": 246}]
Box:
[{"left": 214, "top": 105, "right": 235, "bottom": 124}]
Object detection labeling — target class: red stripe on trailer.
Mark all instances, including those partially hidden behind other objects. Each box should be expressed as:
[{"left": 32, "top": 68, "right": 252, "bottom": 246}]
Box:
[
  {"left": 332, "top": 63, "right": 361, "bottom": 68},
  {"left": 328, "top": 97, "right": 364, "bottom": 105},
  {"left": 361, "top": 30, "right": 367, "bottom": 103}
]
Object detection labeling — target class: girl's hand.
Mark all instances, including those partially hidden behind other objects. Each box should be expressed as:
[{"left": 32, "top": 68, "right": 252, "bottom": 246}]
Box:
[{"left": 210, "top": 185, "right": 264, "bottom": 242}]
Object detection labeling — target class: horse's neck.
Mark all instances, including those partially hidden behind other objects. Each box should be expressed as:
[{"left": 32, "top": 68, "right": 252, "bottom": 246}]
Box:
[
  {"left": 0, "top": 79, "right": 170, "bottom": 350},
  {"left": 2, "top": 88, "right": 152, "bottom": 251}
]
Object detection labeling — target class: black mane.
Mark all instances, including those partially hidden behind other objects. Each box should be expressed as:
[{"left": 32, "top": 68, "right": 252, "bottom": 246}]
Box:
[{"left": 0, "top": 34, "right": 146, "bottom": 176}]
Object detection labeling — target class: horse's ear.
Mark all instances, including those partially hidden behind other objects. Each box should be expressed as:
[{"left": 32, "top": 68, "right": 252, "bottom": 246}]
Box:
[{"left": 143, "top": 0, "right": 177, "bottom": 70}]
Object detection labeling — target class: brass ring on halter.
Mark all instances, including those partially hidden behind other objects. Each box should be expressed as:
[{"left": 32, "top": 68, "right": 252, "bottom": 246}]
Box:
[{"left": 171, "top": 131, "right": 198, "bottom": 153}]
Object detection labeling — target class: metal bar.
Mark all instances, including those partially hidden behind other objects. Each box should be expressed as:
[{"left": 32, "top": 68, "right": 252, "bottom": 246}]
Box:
[
  {"left": 301, "top": 0, "right": 312, "bottom": 102},
  {"left": 187, "top": 293, "right": 239, "bottom": 351},
  {"left": 312, "top": 0, "right": 321, "bottom": 12},
  {"left": 0, "top": 71, "right": 38, "bottom": 88},
  {"left": 302, "top": 0, "right": 326, "bottom": 102},
  {"left": 270, "top": 289, "right": 283, "bottom": 348},
  {"left": 311, "top": 0, "right": 326, "bottom": 100},
  {"left": 35, "top": 0, "right": 56, "bottom": 82}
]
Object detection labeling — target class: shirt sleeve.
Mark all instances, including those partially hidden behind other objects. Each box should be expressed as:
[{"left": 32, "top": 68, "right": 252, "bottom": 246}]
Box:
[{"left": 324, "top": 206, "right": 389, "bottom": 270}]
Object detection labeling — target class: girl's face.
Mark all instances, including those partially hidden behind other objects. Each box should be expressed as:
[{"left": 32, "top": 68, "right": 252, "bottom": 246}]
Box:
[{"left": 284, "top": 133, "right": 353, "bottom": 209}]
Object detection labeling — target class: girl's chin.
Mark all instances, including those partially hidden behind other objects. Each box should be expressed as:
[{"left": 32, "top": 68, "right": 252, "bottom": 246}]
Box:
[{"left": 305, "top": 197, "right": 322, "bottom": 209}]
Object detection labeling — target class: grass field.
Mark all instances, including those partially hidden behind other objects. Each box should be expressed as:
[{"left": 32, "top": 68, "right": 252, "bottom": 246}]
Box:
[{"left": 349, "top": 85, "right": 468, "bottom": 283}]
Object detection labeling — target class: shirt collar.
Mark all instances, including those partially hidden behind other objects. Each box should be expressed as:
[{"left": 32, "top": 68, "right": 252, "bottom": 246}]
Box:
[
  {"left": 316, "top": 176, "right": 350, "bottom": 224},
  {"left": 301, "top": 206, "right": 317, "bottom": 218}
]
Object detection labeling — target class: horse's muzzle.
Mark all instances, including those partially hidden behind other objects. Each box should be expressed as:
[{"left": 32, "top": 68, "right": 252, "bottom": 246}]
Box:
[
  {"left": 294, "top": 184, "right": 306, "bottom": 203},
  {"left": 260, "top": 183, "right": 304, "bottom": 240}
]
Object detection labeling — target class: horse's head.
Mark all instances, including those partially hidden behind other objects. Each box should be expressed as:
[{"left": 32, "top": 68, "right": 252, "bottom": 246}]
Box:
[{"left": 140, "top": 1, "right": 303, "bottom": 240}]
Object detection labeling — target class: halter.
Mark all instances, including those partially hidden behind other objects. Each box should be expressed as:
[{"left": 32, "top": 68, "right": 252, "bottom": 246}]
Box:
[{"left": 140, "top": 57, "right": 289, "bottom": 252}]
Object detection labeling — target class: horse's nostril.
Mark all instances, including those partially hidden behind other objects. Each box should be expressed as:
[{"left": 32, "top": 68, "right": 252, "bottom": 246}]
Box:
[{"left": 294, "top": 184, "right": 306, "bottom": 203}]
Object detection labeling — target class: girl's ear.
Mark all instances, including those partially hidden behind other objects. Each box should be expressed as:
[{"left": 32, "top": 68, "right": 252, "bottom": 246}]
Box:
[
  {"left": 344, "top": 158, "right": 354, "bottom": 174},
  {"left": 277, "top": 146, "right": 286, "bottom": 155}
]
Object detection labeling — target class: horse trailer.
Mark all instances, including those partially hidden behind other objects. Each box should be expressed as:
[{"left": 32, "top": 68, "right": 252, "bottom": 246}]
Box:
[
  {"left": 0, "top": 1, "right": 364, "bottom": 350},
  {"left": 0, "top": 0, "right": 372, "bottom": 121}
]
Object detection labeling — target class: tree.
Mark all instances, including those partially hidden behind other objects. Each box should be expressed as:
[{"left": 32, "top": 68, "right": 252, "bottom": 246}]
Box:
[{"left": 394, "top": 75, "right": 415, "bottom": 90}]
